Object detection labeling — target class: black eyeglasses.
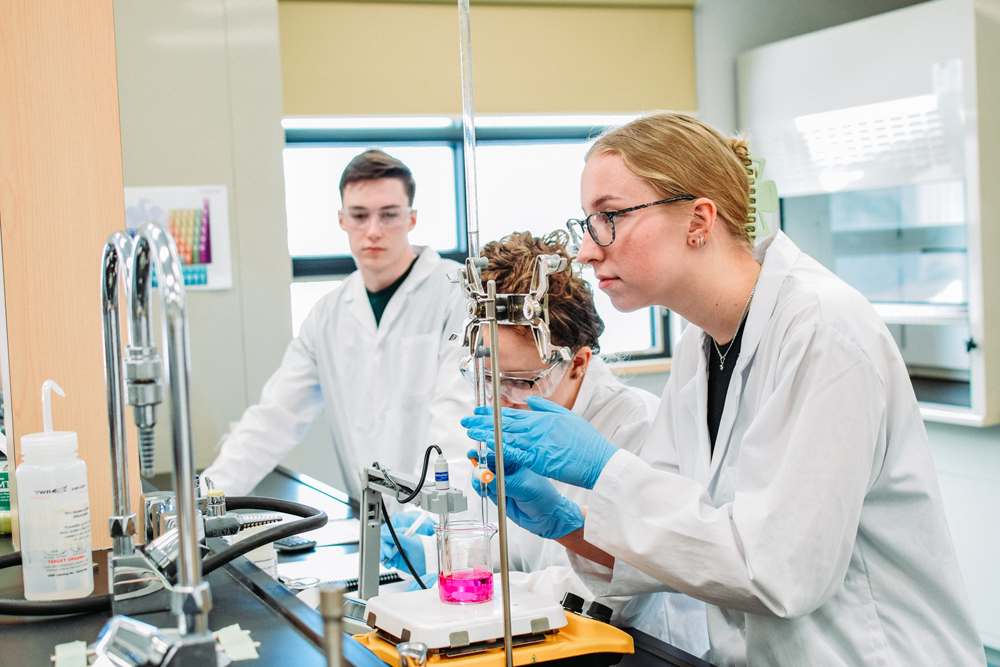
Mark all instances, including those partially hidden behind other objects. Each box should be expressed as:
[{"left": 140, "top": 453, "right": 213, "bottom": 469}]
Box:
[{"left": 566, "top": 195, "right": 696, "bottom": 248}]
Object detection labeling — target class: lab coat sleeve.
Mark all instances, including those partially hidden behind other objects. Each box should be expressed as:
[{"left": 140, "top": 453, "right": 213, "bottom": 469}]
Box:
[
  {"left": 586, "top": 322, "right": 884, "bottom": 619},
  {"left": 512, "top": 560, "right": 667, "bottom": 629},
  {"left": 202, "top": 327, "right": 325, "bottom": 496}
]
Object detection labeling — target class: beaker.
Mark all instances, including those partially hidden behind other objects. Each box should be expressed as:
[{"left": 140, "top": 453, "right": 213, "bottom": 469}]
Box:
[{"left": 435, "top": 521, "right": 497, "bottom": 604}]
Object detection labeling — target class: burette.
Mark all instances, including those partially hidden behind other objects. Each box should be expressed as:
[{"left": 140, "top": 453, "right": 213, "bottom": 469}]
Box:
[
  {"left": 457, "top": 0, "right": 491, "bottom": 529},
  {"left": 455, "top": 0, "right": 514, "bottom": 662}
]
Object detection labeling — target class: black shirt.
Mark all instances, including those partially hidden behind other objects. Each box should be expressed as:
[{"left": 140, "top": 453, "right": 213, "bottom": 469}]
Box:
[
  {"left": 366, "top": 256, "right": 418, "bottom": 327},
  {"left": 707, "top": 315, "right": 748, "bottom": 454}
]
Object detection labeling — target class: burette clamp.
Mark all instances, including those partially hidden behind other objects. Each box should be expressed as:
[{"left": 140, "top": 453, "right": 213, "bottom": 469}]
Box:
[{"left": 450, "top": 253, "right": 572, "bottom": 364}]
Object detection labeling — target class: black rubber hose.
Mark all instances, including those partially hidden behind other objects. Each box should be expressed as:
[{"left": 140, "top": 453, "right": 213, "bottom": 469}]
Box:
[
  {"left": 0, "top": 552, "right": 21, "bottom": 569},
  {"left": 0, "top": 550, "right": 114, "bottom": 616},
  {"left": 0, "top": 495, "right": 326, "bottom": 615},
  {"left": 193, "top": 495, "right": 327, "bottom": 581},
  {"left": 0, "top": 594, "right": 112, "bottom": 616}
]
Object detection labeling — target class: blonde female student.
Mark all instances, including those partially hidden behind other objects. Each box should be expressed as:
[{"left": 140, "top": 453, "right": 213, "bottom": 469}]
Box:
[{"left": 464, "top": 112, "right": 986, "bottom": 667}]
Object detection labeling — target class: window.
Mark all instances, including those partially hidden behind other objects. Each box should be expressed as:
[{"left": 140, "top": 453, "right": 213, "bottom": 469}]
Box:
[
  {"left": 282, "top": 115, "right": 668, "bottom": 360},
  {"left": 284, "top": 144, "right": 458, "bottom": 258}
]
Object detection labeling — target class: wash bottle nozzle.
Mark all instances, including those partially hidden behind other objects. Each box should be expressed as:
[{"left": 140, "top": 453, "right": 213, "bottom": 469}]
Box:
[{"left": 41, "top": 379, "right": 66, "bottom": 434}]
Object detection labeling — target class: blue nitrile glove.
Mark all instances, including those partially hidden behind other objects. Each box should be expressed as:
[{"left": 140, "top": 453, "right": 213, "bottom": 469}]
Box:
[
  {"left": 388, "top": 511, "right": 436, "bottom": 536},
  {"left": 406, "top": 573, "right": 439, "bottom": 592},
  {"left": 379, "top": 512, "right": 434, "bottom": 575},
  {"left": 470, "top": 450, "right": 583, "bottom": 540},
  {"left": 467, "top": 447, "right": 520, "bottom": 492},
  {"left": 461, "top": 396, "right": 618, "bottom": 489}
]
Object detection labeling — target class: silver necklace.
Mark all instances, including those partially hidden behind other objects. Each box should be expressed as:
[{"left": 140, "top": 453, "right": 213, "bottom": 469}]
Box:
[{"left": 712, "top": 273, "right": 760, "bottom": 371}]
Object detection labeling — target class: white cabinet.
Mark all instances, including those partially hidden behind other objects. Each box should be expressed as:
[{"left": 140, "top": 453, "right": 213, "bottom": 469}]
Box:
[{"left": 738, "top": 0, "right": 1000, "bottom": 425}]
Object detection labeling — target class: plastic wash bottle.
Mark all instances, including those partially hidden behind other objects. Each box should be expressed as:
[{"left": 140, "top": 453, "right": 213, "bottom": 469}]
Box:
[{"left": 16, "top": 380, "right": 94, "bottom": 600}]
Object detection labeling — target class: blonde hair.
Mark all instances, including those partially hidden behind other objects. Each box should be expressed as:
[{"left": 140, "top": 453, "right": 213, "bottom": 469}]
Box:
[{"left": 588, "top": 111, "right": 754, "bottom": 250}]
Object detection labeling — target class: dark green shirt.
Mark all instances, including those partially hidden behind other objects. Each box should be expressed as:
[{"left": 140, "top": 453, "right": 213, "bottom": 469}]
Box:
[{"left": 367, "top": 256, "right": 418, "bottom": 327}]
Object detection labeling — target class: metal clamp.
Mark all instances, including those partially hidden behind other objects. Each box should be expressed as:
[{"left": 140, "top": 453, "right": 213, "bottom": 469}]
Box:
[
  {"left": 397, "top": 642, "right": 428, "bottom": 667},
  {"left": 451, "top": 254, "right": 572, "bottom": 364}
]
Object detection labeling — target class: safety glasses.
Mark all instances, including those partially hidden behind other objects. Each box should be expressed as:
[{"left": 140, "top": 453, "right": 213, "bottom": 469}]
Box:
[
  {"left": 460, "top": 356, "right": 570, "bottom": 405},
  {"left": 340, "top": 206, "right": 412, "bottom": 230},
  {"left": 566, "top": 195, "right": 695, "bottom": 248}
]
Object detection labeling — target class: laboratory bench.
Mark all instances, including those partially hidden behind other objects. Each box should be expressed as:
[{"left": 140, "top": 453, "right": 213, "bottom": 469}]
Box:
[{"left": 0, "top": 467, "right": 712, "bottom": 667}]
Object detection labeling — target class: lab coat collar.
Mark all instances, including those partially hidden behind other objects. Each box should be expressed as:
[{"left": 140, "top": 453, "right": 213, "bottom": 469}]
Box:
[
  {"left": 734, "top": 231, "right": 801, "bottom": 375},
  {"left": 341, "top": 246, "right": 442, "bottom": 339},
  {"left": 395, "top": 246, "right": 441, "bottom": 296},
  {"left": 375, "top": 246, "right": 440, "bottom": 337},
  {"left": 365, "top": 246, "right": 441, "bottom": 345},
  {"left": 343, "top": 272, "right": 377, "bottom": 333},
  {"left": 697, "top": 230, "right": 801, "bottom": 480}
]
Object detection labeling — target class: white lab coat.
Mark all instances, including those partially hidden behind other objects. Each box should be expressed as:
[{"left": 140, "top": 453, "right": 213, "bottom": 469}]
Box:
[
  {"left": 424, "top": 358, "right": 710, "bottom": 656},
  {"left": 203, "top": 246, "right": 474, "bottom": 501},
  {"left": 571, "top": 232, "right": 986, "bottom": 667}
]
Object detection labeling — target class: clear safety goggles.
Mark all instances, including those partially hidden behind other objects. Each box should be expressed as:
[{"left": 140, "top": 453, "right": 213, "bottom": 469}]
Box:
[
  {"left": 340, "top": 206, "right": 412, "bottom": 229},
  {"left": 460, "top": 355, "right": 570, "bottom": 405}
]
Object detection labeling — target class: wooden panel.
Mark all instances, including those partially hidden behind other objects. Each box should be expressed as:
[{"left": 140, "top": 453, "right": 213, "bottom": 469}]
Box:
[
  {"left": 0, "top": 1, "right": 141, "bottom": 549},
  {"left": 279, "top": 1, "right": 696, "bottom": 115}
]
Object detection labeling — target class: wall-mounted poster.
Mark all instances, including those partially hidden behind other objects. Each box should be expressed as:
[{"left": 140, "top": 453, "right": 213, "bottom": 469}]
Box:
[{"left": 124, "top": 185, "right": 233, "bottom": 291}]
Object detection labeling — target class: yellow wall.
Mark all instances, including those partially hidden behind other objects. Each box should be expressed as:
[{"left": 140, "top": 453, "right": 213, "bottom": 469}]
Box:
[{"left": 279, "top": 0, "right": 696, "bottom": 115}]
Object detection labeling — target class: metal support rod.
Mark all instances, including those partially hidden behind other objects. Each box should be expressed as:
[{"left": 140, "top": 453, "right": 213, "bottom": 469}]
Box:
[
  {"left": 132, "top": 222, "right": 211, "bottom": 635},
  {"left": 320, "top": 586, "right": 344, "bottom": 667},
  {"left": 101, "top": 232, "right": 136, "bottom": 558},
  {"left": 456, "top": 0, "right": 512, "bottom": 659},
  {"left": 487, "top": 281, "right": 514, "bottom": 666}
]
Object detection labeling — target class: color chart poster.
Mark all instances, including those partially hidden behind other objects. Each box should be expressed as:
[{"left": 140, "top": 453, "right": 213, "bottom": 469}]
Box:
[{"left": 124, "top": 185, "right": 233, "bottom": 291}]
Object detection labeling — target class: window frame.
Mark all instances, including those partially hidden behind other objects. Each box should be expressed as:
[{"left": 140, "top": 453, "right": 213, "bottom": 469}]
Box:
[{"left": 284, "top": 121, "right": 672, "bottom": 362}]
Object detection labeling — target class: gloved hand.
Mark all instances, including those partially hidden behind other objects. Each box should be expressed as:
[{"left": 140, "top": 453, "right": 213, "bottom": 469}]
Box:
[
  {"left": 462, "top": 396, "right": 618, "bottom": 489},
  {"left": 388, "top": 511, "right": 436, "bottom": 536},
  {"left": 379, "top": 511, "right": 434, "bottom": 575},
  {"left": 406, "top": 572, "right": 439, "bottom": 592},
  {"left": 470, "top": 449, "right": 583, "bottom": 539},
  {"left": 466, "top": 447, "right": 520, "bottom": 486}
]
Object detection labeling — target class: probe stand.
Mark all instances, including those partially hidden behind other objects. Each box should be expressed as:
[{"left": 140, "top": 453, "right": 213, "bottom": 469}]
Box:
[{"left": 358, "top": 465, "right": 468, "bottom": 601}]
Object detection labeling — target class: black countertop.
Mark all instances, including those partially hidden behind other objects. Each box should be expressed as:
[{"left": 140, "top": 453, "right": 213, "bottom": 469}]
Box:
[
  {"left": 0, "top": 467, "right": 374, "bottom": 666},
  {"left": 0, "top": 466, "right": 711, "bottom": 667}
]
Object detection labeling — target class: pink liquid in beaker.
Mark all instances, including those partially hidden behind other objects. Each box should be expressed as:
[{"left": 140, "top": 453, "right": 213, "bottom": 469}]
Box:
[{"left": 438, "top": 569, "right": 494, "bottom": 604}]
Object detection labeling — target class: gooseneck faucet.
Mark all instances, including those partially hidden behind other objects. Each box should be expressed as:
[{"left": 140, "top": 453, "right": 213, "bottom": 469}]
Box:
[
  {"left": 127, "top": 229, "right": 165, "bottom": 479},
  {"left": 129, "top": 222, "right": 212, "bottom": 636},
  {"left": 101, "top": 232, "right": 138, "bottom": 559}
]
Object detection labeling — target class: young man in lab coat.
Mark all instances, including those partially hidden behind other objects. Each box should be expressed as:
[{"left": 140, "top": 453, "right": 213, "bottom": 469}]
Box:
[{"left": 202, "top": 150, "right": 472, "bottom": 501}]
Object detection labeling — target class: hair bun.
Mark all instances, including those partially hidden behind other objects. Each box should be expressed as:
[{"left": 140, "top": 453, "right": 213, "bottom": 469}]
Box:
[{"left": 727, "top": 137, "right": 751, "bottom": 168}]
